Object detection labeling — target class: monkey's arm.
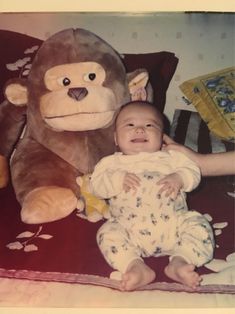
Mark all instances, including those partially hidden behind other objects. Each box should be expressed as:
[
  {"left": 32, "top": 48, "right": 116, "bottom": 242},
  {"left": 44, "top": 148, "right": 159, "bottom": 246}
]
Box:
[{"left": 0, "top": 100, "right": 27, "bottom": 187}]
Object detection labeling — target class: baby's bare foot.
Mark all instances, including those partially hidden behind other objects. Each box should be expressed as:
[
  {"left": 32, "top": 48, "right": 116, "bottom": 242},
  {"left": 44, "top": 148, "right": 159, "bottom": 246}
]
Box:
[
  {"left": 121, "top": 259, "right": 156, "bottom": 291},
  {"left": 164, "top": 256, "right": 202, "bottom": 289}
]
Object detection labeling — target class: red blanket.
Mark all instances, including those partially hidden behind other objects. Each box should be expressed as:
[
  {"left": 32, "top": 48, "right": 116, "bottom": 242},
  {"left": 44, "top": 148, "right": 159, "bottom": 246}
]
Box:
[{"left": 0, "top": 176, "right": 234, "bottom": 294}]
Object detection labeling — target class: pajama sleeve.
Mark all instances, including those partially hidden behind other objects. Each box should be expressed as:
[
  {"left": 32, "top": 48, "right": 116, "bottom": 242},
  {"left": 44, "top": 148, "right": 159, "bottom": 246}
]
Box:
[
  {"left": 90, "top": 155, "right": 126, "bottom": 199},
  {"left": 168, "top": 150, "right": 201, "bottom": 192}
]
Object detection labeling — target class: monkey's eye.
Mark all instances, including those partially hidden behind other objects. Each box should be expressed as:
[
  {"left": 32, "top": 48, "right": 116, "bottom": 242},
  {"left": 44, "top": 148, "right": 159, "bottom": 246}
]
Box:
[
  {"left": 62, "top": 77, "right": 71, "bottom": 86},
  {"left": 84, "top": 73, "right": 96, "bottom": 82}
]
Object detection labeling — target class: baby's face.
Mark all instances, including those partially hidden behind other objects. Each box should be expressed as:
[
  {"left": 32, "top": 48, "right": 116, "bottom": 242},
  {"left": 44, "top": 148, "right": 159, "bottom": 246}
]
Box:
[{"left": 114, "top": 104, "right": 163, "bottom": 155}]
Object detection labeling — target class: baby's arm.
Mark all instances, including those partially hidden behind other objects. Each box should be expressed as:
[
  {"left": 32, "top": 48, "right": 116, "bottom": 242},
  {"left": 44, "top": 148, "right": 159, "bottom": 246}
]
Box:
[
  {"left": 90, "top": 170, "right": 140, "bottom": 198},
  {"left": 157, "top": 173, "right": 184, "bottom": 200},
  {"left": 90, "top": 156, "right": 140, "bottom": 198},
  {"left": 90, "top": 169, "right": 123, "bottom": 199}
]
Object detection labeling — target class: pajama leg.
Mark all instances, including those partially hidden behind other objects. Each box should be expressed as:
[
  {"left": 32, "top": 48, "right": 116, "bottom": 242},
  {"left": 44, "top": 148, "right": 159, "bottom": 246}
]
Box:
[
  {"left": 171, "top": 211, "right": 215, "bottom": 267},
  {"left": 96, "top": 219, "right": 143, "bottom": 273}
]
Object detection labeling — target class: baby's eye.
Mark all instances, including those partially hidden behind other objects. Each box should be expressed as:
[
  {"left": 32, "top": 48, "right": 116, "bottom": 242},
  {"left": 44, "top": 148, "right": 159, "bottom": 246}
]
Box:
[
  {"left": 127, "top": 123, "right": 134, "bottom": 127},
  {"left": 146, "top": 123, "right": 153, "bottom": 127},
  {"left": 84, "top": 73, "right": 96, "bottom": 82}
]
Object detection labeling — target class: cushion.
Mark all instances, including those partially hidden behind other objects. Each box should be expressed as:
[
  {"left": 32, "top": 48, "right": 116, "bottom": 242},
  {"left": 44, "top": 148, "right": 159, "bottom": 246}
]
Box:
[
  {"left": 179, "top": 67, "right": 235, "bottom": 142},
  {"left": 0, "top": 30, "right": 178, "bottom": 112},
  {"left": 170, "top": 109, "right": 234, "bottom": 153},
  {"left": 123, "top": 52, "right": 178, "bottom": 113}
]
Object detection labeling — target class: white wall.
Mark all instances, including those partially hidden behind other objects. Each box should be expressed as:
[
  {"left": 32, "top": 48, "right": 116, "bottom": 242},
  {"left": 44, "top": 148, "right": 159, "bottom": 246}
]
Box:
[{"left": 0, "top": 12, "right": 234, "bottom": 121}]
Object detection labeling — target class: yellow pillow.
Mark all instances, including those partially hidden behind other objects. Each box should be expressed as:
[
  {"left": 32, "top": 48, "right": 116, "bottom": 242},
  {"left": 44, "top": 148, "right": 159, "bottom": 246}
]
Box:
[{"left": 180, "top": 67, "right": 235, "bottom": 142}]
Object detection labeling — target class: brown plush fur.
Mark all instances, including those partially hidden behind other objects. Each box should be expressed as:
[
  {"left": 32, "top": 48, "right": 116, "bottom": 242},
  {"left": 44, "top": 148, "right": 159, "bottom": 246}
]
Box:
[{"left": 1, "top": 28, "right": 150, "bottom": 223}]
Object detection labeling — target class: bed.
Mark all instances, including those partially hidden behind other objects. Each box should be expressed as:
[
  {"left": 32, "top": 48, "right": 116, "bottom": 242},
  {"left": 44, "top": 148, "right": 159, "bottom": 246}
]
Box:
[{"left": 0, "top": 30, "right": 234, "bottom": 308}]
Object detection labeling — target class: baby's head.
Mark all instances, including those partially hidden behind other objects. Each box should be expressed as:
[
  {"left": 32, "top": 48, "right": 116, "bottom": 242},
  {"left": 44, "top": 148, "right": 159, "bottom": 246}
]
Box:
[{"left": 114, "top": 101, "right": 164, "bottom": 155}]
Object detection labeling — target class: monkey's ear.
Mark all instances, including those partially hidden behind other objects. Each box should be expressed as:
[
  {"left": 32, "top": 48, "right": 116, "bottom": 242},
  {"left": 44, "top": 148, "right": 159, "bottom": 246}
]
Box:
[
  {"left": 4, "top": 80, "right": 28, "bottom": 106},
  {"left": 127, "top": 69, "right": 153, "bottom": 102}
]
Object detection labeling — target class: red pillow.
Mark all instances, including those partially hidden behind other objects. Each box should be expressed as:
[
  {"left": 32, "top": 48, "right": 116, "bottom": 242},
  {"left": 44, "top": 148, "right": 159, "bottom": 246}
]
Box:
[{"left": 123, "top": 52, "right": 178, "bottom": 113}]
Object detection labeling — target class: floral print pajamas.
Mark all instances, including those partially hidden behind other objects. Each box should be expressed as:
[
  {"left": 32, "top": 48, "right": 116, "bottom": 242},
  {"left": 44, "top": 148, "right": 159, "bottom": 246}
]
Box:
[
  {"left": 90, "top": 151, "right": 215, "bottom": 274},
  {"left": 96, "top": 172, "right": 214, "bottom": 273}
]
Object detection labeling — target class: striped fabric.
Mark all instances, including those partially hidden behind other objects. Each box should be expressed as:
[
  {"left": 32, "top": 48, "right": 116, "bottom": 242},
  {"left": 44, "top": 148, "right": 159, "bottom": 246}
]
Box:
[{"left": 170, "top": 109, "right": 234, "bottom": 153}]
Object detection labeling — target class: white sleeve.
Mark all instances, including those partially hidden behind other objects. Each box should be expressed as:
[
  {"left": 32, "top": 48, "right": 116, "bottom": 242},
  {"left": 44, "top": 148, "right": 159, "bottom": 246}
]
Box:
[
  {"left": 90, "top": 156, "right": 126, "bottom": 199},
  {"left": 168, "top": 150, "right": 201, "bottom": 192}
]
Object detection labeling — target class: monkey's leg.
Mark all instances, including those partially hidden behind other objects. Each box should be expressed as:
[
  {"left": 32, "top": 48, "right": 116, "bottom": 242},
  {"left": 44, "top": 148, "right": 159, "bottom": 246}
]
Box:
[{"left": 11, "top": 137, "right": 80, "bottom": 224}]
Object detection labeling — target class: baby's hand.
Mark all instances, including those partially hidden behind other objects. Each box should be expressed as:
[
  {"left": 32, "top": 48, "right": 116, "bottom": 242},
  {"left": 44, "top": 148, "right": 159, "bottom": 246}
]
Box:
[
  {"left": 157, "top": 173, "right": 183, "bottom": 200},
  {"left": 123, "top": 172, "right": 140, "bottom": 193}
]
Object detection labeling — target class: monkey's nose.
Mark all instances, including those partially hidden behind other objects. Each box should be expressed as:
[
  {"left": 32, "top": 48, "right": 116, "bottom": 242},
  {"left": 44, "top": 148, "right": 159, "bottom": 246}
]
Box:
[{"left": 67, "top": 87, "right": 88, "bottom": 101}]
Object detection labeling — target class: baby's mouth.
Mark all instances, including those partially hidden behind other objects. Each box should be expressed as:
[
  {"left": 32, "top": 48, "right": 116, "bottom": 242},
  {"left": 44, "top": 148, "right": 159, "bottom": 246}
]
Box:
[{"left": 131, "top": 138, "right": 148, "bottom": 143}]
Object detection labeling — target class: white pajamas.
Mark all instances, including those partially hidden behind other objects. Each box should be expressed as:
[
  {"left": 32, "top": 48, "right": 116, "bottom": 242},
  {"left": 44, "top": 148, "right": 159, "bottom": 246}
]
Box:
[{"left": 90, "top": 151, "right": 214, "bottom": 273}]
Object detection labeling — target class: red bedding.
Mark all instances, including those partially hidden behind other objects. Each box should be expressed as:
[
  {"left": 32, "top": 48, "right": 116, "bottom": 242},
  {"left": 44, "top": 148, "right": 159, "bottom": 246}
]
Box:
[{"left": 0, "top": 174, "right": 234, "bottom": 294}]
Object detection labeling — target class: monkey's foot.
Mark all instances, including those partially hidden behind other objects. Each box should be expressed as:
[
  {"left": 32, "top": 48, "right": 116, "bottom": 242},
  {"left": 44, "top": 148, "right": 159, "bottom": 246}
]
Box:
[{"left": 21, "top": 186, "right": 77, "bottom": 224}]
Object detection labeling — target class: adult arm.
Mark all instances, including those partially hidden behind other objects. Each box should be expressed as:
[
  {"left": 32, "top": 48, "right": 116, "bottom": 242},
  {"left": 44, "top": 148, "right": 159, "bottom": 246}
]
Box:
[
  {"left": 163, "top": 134, "right": 235, "bottom": 176},
  {"left": 195, "top": 151, "right": 235, "bottom": 176}
]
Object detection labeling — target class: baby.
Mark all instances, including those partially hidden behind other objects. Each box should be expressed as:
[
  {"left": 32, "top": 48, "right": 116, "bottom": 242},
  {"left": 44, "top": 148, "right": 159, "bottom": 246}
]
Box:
[{"left": 90, "top": 101, "right": 214, "bottom": 291}]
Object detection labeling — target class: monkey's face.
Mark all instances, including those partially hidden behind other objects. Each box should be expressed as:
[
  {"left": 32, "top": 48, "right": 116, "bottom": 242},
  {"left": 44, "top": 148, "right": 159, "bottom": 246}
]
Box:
[
  {"left": 5, "top": 29, "right": 149, "bottom": 135},
  {"left": 40, "top": 61, "right": 117, "bottom": 131}
]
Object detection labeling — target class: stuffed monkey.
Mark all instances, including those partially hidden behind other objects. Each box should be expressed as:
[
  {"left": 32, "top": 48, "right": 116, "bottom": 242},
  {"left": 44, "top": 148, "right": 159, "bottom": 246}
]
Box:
[{"left": 0, "top": 28, "right": 151, "bottom": 224}]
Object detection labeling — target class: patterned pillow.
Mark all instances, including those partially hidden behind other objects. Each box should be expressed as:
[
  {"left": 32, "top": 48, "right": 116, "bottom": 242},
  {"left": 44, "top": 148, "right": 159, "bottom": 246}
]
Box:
[{"left": 179, "top": 67, "right": 235, "bottom": 142}]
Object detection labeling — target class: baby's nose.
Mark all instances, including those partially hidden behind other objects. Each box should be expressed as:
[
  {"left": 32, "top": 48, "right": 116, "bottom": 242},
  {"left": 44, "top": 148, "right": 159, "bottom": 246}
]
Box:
[{"left": 135, "top": 126, "right": 145, "bottom": 133}]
